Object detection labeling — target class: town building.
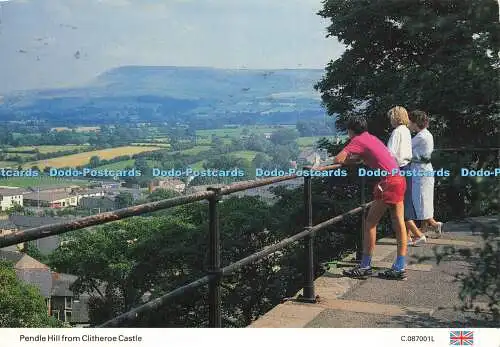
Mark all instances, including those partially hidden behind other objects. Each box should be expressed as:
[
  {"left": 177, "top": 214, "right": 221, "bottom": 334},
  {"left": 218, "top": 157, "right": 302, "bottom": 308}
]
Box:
[
  {"left": 297, "top": 149, "right": 322, "bottom": 167},
  {"left": 0, "top": 250, "right": 91, "bottom": 326},
  {"left": 4, "top": 215, "right": 75, "bottom": 255},
  {"left": 0, "top": 187, "right": 24, "bottom": 211},
  {"left": 78, "top": 196, "right": 116, "bottom": 212},
  {"left": 23, "top": 188, "right": 104, "bottom": 208},
  {"left": 149, "top": 178, "right": 186, "bottom": 194}
]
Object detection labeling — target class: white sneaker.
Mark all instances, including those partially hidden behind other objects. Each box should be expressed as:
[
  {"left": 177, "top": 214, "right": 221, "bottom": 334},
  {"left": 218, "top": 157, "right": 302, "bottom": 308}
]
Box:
[
  {"left": 413, "top": 235, "right": 427, "bottom": 246},
  {"left": 407, "top": 238, "right": 414, "bottom": 246},
  {"left": 435, "top": 222, "right": 443, "bottom": 234}
]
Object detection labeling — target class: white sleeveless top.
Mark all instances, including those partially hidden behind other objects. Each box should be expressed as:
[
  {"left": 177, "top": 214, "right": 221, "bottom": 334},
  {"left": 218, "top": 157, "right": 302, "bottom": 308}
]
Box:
[{"left": 387, "top": 125, "right": 412, "bottom": 167}]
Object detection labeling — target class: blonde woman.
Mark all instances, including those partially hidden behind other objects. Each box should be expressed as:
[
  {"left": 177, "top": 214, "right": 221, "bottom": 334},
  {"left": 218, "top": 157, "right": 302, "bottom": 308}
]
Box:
[{"left": 387, "top": 106, "right": 426, "bottom": 246}]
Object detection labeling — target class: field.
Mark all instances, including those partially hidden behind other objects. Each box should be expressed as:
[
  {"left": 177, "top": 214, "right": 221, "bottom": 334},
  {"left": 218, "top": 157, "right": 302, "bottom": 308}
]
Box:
[
  {"left": 3, "top": 145, "right": 89, "bottom": 153},
  {"left": 25, "top": 146, "right": 162, "bottom": 169},
  {"left": 95, "top": 159, "right": 136, "bottom": 171},
  {"left": 5, "top": 153, "right": 34, "bottom": 159},
  {"left": 195, "top": 126, "right": 294, "bottom": 140},
  {"left": 52, "top": 127, "right": 100, "bottom": 132},
  {"left": 228, "top": 151, "right": 261, "bottom": 161},
  {"left": 177, "top": 146, "right": 212, "bottom": 155},
  {"left": 0, "top": 161, "right": 17, "bottom": 168},
  {"left": 188, "top": 160, "right": 205, "bottom": 170},
  {"left": 131, "top": 143, "right": 171, "bottom": 148},
  {"left": 297, "top": 136, "right": 326, "bottom": 147},
  {"left": 0, "top": 176, "right": 90, "bottom": 188}
]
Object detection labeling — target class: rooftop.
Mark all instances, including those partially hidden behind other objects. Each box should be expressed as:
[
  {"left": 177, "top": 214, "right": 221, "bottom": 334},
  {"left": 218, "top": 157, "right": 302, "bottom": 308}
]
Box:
[
  {"left": 23, "top": 191, "right": 74, "bottom": 202},
  {"left": 0, "top": 188, "right": 25, "bottom": 196}
]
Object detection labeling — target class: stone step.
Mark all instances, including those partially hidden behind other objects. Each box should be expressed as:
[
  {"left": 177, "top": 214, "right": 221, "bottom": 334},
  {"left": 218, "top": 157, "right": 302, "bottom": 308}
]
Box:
[{"left": 378, "top": 237, "right": 477, "bottom": 247}]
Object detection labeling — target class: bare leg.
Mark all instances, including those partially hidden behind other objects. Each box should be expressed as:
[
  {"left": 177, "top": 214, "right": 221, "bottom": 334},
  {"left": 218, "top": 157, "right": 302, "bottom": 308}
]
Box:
[
  {"left": 422, "top": 218, "right": 441, "bottom": 232},
  {"left": 389, "top": 202, "right": 407, "bottom": 257},
  {"left": 364, "top": 200, "right": 388, "bottom": 255},
  {"left": 406, "top": 220, "right": 424, "bottom": 238},
  {"left": 423, "top": 218, "right": 439, "bottom": 227}
]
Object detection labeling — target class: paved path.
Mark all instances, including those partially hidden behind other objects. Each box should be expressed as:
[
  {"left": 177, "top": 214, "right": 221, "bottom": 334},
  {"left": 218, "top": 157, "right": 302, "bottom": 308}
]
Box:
[{"left": 250, "top": 216, "right": 498, "bottom": 328}]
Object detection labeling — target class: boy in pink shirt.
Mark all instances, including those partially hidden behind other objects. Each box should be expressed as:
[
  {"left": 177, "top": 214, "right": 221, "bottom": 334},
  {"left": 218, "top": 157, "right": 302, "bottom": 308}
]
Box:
[{"left": 328, "top": 116, "right": 408, "bottom": 280}]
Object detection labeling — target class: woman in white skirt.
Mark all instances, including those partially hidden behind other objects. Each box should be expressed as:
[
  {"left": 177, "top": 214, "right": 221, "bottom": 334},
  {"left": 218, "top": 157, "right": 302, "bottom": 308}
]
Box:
[
  {"left": 408, "top": 110, "right": 443, "bottom": 234},
  {"left": 387, "top": 106, "right": 426, "bottom": 246}
]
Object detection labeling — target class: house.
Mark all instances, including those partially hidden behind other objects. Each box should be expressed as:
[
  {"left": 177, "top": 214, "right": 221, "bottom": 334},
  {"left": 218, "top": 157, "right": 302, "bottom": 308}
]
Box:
[
  {"left": 297, "top": 149, "right": 321, "bottom": 166},
  {"left": 78, "top": 196, "right": 116, "bottom": 212},
  {"left": 149, "top": 178, "right": 186, "bottom": 194},
  {"left": 0, "top": 250, "right": 91, "bottom": 326},
  {"left": 0, "top": 187, "right": 24, "bottom": 211},
  {"left": 0, "top": 217, "right": 22, "bottom": 252},
  {"left": 6, "top": 215, "right": 74, "bottom": 255},
  {"left": 73, "top": 188, "right": 105, "bottom": 200},
  {"left": 23, "top": 188, "right": 104, "bottom": 208},
  {"left": 23, "top": 191, "right": 79, "bottom": 208},
  {"left": 263, "top": 132, "right": 273, "bottom": 139},
  {"left": 318, "top": 148, "right": 329, "bottom": 161}
]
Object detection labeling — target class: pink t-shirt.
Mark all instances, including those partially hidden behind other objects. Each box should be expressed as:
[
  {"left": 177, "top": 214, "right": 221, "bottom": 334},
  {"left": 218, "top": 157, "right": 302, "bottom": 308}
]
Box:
[{"left": 343, "top": 132, "right": 399, "bottom": 172}]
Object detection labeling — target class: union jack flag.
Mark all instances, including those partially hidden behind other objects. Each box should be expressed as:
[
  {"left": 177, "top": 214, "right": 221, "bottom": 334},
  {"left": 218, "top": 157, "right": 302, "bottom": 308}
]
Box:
[{"left": 450, "top": 331, "right": 474, "bottom": 345}]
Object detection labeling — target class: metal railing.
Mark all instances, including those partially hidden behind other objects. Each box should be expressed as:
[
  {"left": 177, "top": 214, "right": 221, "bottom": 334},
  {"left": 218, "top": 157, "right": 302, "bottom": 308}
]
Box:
[
  {"left": 0, "top": 163, "right": 371, "bottom": 328},
  {"left": 1, "top": 147, "right": 496, "bottom": 327}
]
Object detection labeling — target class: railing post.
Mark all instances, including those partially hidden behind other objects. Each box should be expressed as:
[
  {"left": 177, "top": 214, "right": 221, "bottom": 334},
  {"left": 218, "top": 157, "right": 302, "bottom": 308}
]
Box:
[
  {"left": 356, "top": 174, "right": 366, "bottom": 261},
  {"left": 207, "top": 187, "right": 222, "bottom": 327},
  {"left": 298, "top": 173, "right": 317, "bottom": 303}
]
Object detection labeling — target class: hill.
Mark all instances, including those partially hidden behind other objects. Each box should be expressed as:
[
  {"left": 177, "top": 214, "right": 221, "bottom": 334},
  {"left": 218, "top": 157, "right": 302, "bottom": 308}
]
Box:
[{"left": 0, "top": 66, "right": 326, "bottom": 126}]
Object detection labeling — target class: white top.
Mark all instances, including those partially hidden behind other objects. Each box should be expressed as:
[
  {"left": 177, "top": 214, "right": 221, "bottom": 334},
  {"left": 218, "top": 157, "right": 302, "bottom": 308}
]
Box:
[
  {"left": 411, "top": 128, "right": 434, "bottom": 163},
  {"left": 387, "top": 125, "right": 412, "bottom": 167}
]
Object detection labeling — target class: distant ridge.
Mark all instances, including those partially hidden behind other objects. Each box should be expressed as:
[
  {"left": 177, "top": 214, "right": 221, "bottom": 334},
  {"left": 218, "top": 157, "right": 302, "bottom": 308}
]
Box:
[{"left": 0, "top": 66, "right": 327, "bottom": 124}]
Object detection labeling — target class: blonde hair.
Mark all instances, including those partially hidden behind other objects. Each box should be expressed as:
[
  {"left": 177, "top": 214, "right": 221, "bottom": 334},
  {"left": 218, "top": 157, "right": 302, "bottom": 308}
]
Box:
[{"left": 387, "top": 106, "right": 409, "bottom": 126}]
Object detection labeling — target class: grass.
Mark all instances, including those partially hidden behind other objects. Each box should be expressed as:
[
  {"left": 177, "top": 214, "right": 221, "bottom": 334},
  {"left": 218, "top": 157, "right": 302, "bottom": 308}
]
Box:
[
  {"left": 25, "top": 146, "right": 162, "bottom": 169},
  {"left": 5, "top": 153, "right": 34, "bottom": 159},
  {"left": 77, "top": 126, "right": 100, "bottom": 132},
  {"left": 296, "top": 136, "right": 326, "bottom": 147},
  {"left": 178, "top": 146, "right": 212, "bottom": 155},
  {"left": 131, "top": 143, "right": 171, "bottom": 148},
  {"left": 51, "top": 127, "right": 100, "bottom": 132},
  {"left": 187, "top": 160, "right": 206, "bottom": 170},
  {"left": 95, "top": 159, "right": 136, "bottom": 170},
  {"left": 0, "top": 161, "right": 17, "bottom": 168},
  {"left": 151, "top": 137, "right": 170, "bottom": 143},
  {"left": 195, "top": 138, "right": 212, "bottom": 146},
  {"left": 2, "top": 145, "right": 89, "bottom": 153},
  {"left": 228, "top": 151, "right": 261, "bottom": 161},
  {"left": 0, "top": 176, "right": 90, "bottom": 188},
  {"left": 195, "top": 125, "right": 294, "bottom": 140}
]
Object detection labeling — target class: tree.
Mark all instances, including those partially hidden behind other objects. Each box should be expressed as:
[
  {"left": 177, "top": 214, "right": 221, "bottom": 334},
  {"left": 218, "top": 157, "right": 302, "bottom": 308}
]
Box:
[
  {"left": 270, "top": 128, "right": 299, "bottom": 146},
  {"left": 48, "top": 216, "right": 206, "bottom": 325},
  {"left": 89, "top": 155, "right": 101, "bottom": 168},
  {"left": 315, "top": 0, "right": 499, "bottom": 146},
  {"left": 296, "top": 120, "right": 313, "bottom": 137},
  {"left": 0, "top": 261, "right": 64, "bottom": 327},
  {"left": 21, "top": 242, "right": 47, "bottom": 264},
  {"left": 147, "top": 189, "right": 179, "bottom": 202},
  {"left": 115, "top": 192, "right": 134, "bottom": 209},
  {"left": 6, "top": 202, "right": 24, "bottom": 214},
  {"left": 252, "top": 153, "right": 268, "bottom": 168}
]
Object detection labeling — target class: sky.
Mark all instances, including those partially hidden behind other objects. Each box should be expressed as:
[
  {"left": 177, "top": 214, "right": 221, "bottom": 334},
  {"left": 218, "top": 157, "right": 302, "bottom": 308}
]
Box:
[{"left": 0, "top": 0, "right": 345, "bottom": 93}]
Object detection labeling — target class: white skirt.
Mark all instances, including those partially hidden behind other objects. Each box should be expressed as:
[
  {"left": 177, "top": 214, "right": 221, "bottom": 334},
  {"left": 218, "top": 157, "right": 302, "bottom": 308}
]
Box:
[{"left": 411, "top": 163, "right": 434, "bottom": 220}]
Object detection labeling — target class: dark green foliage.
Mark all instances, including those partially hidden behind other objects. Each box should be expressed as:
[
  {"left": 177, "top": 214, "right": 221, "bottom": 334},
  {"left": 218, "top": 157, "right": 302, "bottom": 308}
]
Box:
[
  {"left": 0, "top": 261, "right": 64, "bottom": 327},
  {"left": 115, "top": 192, "right": 134, "bottom": 209},
  {"left": 316, "top": 0, "right": 499, "bottom": 146}
]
